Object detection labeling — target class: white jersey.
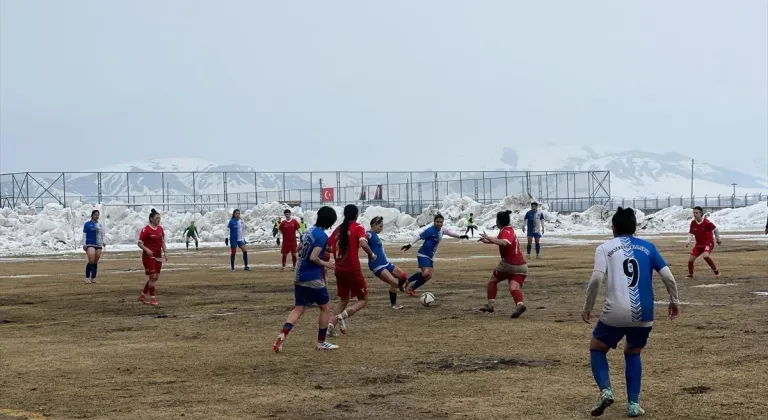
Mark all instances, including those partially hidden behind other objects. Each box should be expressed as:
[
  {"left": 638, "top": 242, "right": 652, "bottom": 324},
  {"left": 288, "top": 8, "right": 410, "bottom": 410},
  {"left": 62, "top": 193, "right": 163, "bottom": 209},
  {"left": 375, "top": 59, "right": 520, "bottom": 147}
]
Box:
[{"left": 593, "top": 235, "right": 668, "bottom": 327}]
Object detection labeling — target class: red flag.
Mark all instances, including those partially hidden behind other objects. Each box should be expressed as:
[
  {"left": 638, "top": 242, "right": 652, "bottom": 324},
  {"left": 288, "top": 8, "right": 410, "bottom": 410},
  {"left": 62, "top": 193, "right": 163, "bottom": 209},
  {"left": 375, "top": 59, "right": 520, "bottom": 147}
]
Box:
[{"left": 321, "top": 187, "right": 334, "bottom": 203}]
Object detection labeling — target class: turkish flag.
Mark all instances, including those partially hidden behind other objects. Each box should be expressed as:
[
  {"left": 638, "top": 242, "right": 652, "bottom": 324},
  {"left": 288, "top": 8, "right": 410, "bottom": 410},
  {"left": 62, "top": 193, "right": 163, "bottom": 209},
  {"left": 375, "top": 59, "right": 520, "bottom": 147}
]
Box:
[{"left": 321, "top": 187, "right": 334, "bottom": 202}]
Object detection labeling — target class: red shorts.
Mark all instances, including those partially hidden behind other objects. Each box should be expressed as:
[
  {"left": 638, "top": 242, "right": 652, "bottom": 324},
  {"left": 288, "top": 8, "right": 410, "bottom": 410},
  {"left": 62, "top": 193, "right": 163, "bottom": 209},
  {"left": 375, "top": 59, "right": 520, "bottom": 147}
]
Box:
[
  {"left": 142, "top": 256, "right": 163, "bottom": 276},
  {"left": 335, "top": 270, "right": 368, "bottom": 300},
  {"left": 281, "top": 240, "right": 297, "bottom": 254},
  {"left": 492, "top": 270, "right": 526, "bottom": 285},
  {"left": 691, "top": 243, "right": 714, "bottom": 257}
]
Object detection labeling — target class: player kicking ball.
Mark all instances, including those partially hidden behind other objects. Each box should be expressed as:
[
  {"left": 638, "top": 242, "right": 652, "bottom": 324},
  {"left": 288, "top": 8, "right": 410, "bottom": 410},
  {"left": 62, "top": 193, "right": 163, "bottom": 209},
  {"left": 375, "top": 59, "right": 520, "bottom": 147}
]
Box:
[
  {"left": 581, "top": 207, "right": 680, "bottom": 417},
  {"left": 478, "top": 210, "right": 528, "bottom": 318}
]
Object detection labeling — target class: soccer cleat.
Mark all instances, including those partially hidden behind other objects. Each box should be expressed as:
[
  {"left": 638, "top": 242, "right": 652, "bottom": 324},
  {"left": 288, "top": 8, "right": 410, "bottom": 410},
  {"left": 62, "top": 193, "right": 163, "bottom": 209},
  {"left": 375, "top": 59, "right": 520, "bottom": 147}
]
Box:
[
  {"left": 230, "top": 268, "right": 236, "bottom": 272},
  {"left": 316, "top": 342, "right": 339, "bottom": 351},
  {"left": 526, "top": 253, "right": 531, "bottom": 259},
  {"left": 405, "top": 288, "right": 418, "bottom": 297},
  {"left": 327, "top": 323, "right": 339, "bottom": 337},
  {"left": 244, "top": 266, "right": 252, "bottom": 271},
  {"left": 590, "top": 388, "right": 614, "bottom": 417},
  {"left": 392, "top": 304, "right": 403, "bottom": 310},
  {"left": 139, "top": 295, "right": 149, "bottom": 305},
  {"left": 714, "top": 271, "right": 721, "bottom": 278},
  {"left": 536, "top": 254, "right": 541, "bottom": 259},
  {"left": 397, "top": 277, "right": 407, "bottom": 292},
  {"left": 627, "top": 402, "right": 645, "bottom": 417},
  {"left": 479, "top": 303, "right": 495, "bottom": 313},
  {"left": 510, "top": 303, "right": 527, "bottom": 319},
  {"left": 685, "top": 274, "right": 694, "bottom": 280},
  {"left": 90, "top": 279, "right": 100, "bottom": 284},
  {"left": 336, "top": 315, "right": 347, "bottom": 334},
  {"left": 150, "top": 297, "right": 158, "bottom": 306},
  {"left": 272, "top": 335, "right": 285, "bottom": 353},
  {"left": 84, "top": 278, "right": 92, "bottom": 284}
]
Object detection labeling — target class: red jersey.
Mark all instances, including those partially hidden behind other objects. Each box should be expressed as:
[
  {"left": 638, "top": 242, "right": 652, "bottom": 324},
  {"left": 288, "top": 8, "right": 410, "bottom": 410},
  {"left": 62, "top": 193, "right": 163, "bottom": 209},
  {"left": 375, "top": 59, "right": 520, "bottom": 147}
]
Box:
[
  {"left": 689, "top": 218, "right": 716, "bottom": 246},
  {"left": 279, "top": 219, "right": 301, "bottom": 243},
  {"left": 330, "top": 221, "right": 367, "bottom": 272},
  {"left": 138, "top": 224, "right": 165, "bottom": 258},
  {"left": 498, "top": 226, "right": 526, "bottom": 266}
]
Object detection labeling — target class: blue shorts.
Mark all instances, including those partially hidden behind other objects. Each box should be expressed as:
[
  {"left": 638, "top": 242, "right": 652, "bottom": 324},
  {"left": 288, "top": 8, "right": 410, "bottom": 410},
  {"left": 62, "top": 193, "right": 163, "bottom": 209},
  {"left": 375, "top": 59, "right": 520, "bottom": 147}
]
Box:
[
  {"left": 417, "top": 256, "right": 433, "bottom": 268},
  {"left": 527, "top": 232, "right": 542, "bottom": 239},
  {"left": 230, "top": 240, "right": 247, "bottom": 249},
  {"left": 592, "top": 321, "right": 652, "bottom": 349},
  {"left": 294, "top": 284, "right": 330, "bottom": 307},
  {"left": 371, "top": 263, "right": 395, "bottom": 276}
]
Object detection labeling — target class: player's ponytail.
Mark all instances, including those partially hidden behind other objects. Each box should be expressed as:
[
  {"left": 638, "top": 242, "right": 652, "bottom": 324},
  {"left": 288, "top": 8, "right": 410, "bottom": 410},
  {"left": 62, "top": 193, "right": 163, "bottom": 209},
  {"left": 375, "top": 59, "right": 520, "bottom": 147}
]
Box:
[
  {"left": 338, "top": 204, "right": 359, "bottom": 257},
  {"left": 496, "top": 210, "right": 512, "bottom": 227}
]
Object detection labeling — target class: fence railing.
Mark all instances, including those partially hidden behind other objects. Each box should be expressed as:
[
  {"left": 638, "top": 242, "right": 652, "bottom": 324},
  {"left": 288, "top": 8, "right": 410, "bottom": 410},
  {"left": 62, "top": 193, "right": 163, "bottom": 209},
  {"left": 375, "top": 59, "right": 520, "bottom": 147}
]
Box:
[
  {"left": 546, "top": 194, "right": 766, "bottom": 214},
  {"left": 0, "top": 170, "right": 611, "bottom": 214}
]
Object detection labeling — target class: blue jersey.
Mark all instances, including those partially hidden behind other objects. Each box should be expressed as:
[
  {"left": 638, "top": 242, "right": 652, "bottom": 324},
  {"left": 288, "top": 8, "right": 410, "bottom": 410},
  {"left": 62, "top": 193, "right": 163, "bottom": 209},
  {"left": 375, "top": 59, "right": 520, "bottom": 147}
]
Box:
[
  {"left": 524, "top": 210, "right": 544, "bottom": 234},
  {"left": 227, "top": 218, "right": 245, "bottom": 243},
  {"left": 366, "top": 230, "right": 389, "bottom": 271},
  {"left": 295, "top": 226, "right": 328, "bottom": 287},
  {"left": 593, "top": 235, "right": 667, "bottom": 327},
  {"left": 83, "top": 220, "right": 104, "bottom": 246},
  {"left": 417, "top": 225, "right": 455, "bottom": 260}
]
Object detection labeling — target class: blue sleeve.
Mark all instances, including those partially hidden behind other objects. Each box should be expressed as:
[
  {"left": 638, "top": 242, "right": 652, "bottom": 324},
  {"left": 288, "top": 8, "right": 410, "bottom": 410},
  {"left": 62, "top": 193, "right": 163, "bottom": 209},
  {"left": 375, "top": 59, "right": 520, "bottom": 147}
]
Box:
[
  {"left": 83, "top": 222, "right": 88, "bottom": 233},
  {"left": 650, "top": 244, "right": 667, "bottom": 271},
  {"left": 523, "top": 211, "right": 530, "bottom": 221},
  {"left": 227, "top": 219, "right": 234, "bottom": 229},
  {"left": 419, "top": 228, "right": 430, "bottom": 240},
  {"left": 315, "top": 231, "right": 327, "bottom": 252}
]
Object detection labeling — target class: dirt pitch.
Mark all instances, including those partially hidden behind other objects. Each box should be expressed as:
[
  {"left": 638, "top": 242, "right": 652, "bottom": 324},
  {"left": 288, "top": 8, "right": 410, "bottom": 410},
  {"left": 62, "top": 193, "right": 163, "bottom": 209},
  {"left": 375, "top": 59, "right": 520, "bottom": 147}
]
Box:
[{"left": 1, "top": 234, "right": 766, "bottom": 420}]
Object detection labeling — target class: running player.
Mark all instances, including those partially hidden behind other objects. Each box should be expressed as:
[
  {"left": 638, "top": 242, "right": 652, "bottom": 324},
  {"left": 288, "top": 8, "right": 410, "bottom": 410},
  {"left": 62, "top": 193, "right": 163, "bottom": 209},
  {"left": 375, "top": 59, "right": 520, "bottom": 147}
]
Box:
[
  {"left": 137, "top": 209, "right": 168, "bottom": 306},
  {"left": 183, "top": 221, "right": 199, "bottom": 250},
  {"left": 400, "top": 214, "right": 468, "bottom": 296},
  {"left": 82, "top": 209, "right": 105, "bottom": 284},
  {"left": 478, "top": 210, "right": 528, "bottom": 318},
  {"left": 685, "top": 206, "right": 722, "bottom": 279},
  {"left": 272, "top": 206, "right": 339, "bottom": 352},
  {"left": 279, "top": 209, "right": 301, "bottom": 270},
  {"left": 581, "top": 207, "right": 680, "bottom": 418},
  {"left": 226, "top": 209, "right": 251, "bottom": 271},
  {"left": 327, "top": 204, "right": 376, "bottom": 337},
  {"left": 464, "top": 213, "right": 477, "bottom": 238},
  {"left": 367, "top": 216, "right": 408, "bottom": 310},
  {"left": 522, "top": 202, "right": 545, "bottom": 258}
]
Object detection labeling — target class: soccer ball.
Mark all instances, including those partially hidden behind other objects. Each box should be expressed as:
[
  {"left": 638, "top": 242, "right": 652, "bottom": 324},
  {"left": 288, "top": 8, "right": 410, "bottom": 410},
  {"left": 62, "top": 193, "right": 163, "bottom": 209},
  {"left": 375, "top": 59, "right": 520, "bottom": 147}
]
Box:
[{"left": 420, "top": 292, "right": 436, "bottom": 307}]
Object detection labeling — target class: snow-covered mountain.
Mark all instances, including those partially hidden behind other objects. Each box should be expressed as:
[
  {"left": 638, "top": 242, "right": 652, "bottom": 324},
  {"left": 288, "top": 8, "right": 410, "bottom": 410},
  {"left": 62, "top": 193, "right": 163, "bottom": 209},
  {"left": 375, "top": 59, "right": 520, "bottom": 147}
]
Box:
[
  {"left": 2, "top": 149, "right": 765, "bottom": 206},
  {"left": 486, "top": 145, "right": 767, "bottom": 198}
]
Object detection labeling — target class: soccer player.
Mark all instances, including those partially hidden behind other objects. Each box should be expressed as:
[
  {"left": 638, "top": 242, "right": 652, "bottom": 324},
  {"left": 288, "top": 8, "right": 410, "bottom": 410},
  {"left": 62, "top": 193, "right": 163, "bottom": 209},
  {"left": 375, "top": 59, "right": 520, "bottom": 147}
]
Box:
[
  {"left": 581, "top": 207, "right": 680, "bottom": 418},
  {"left": 137, "top": 209, "right": 168, "bottom": 306},
  {"left": 183, "top": 221, "right": 199, "bottom": 250},
  {"left": 400, "top": 214, "right": 469, "bottom": 297},
  {"left": 478, "top": 210, "right": 528, "bottom": 318},
  {"left": 279, "top": 209, "right": 301, "bottom": 270},
  {"left": 464, "top": 212, "right": 477, "bottom": 238},
  {"left": 299, "top": 217, "right": 307, "bottom": 243},
  {"left": 82, "top": 209, "right": 105, "bottom": 284},
  {"left": 367, "top": 216, "right": 409, "bottom": 310},
  {"left": 685, "top": 206, "right": 722, "bottom": 279},
  {"left": 327, "top": 204, "right": 376, "bottom": 337},
  {"left": 522, "top": 201, "right": 545, "bottom": 259},
  {"left": 226, "top": 209, "right": 251, "bottom": 271},
  {"left": 272, "top": 206, "right": 339, "bottom": 352}
]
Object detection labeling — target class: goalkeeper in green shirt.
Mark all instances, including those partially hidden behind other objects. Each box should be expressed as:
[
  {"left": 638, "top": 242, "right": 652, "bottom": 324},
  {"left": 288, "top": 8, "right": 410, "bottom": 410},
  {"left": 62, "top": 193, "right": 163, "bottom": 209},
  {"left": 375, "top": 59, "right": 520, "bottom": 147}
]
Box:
[{"left": 183, "top": 221, "right": 199, "bottom": 250}]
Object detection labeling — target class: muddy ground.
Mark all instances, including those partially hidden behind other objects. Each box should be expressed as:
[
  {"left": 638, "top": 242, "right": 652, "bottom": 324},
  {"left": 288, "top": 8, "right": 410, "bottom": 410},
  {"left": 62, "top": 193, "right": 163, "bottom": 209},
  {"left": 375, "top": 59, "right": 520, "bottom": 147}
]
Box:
[{"left": 1, "top": 234, "right": 766, "bottom": 420}]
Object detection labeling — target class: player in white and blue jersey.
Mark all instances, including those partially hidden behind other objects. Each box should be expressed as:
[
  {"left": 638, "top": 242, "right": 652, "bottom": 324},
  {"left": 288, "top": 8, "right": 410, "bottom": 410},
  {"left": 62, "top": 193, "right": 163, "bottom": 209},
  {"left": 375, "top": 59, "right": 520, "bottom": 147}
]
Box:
[
  {"left": 367, "top": 216, "right": 409, "bottom": 310},
  {"left": 273, "top": 206, "right": 339, "bottom": 352},
  {"left": 82, "top": 209, "right": 106, "bottom": 284},
  {"left": 400, "top": 214, "right": 468, "bottom": 296},
  {"left": 522, "top": 201, "right": 545, "bottom": 258},
  {"left": 581, "top": 207, "right": 680, "bottom": 418},
  {"left": 226, "top": 209, "right": 251, "bottom": 271}
]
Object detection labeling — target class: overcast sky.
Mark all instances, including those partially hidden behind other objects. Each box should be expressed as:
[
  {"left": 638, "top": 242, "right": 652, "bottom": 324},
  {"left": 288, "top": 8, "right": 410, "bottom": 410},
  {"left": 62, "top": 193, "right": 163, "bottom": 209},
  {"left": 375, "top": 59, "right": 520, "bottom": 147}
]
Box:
[{"left": 1, "top": 0, "right": 766, "bottom": 175}]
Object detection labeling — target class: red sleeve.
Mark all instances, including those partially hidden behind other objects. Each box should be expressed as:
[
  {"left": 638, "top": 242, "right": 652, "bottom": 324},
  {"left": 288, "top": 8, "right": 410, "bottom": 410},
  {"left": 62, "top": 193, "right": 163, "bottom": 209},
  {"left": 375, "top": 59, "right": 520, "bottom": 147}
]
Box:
[
  {"left": 138, "top": 227, "right": 148, "bottom": 242},
  {"left": 278, "top": 221, "right": 284, "bottom": 233},
  {"left": 354, "top": 224, "right": 366, "bottom": 240},
  {"left": 293, "top": 220, "right": 300, "bottom": 230},
  {"left": 706, "top": 220, "right": 716, "bottom": 231},
  {"left": 498, "top": 228, "right": 513, "bottom": 244},
  {"left": 688, "top": 221, "right": 694, "bottom": 234}
]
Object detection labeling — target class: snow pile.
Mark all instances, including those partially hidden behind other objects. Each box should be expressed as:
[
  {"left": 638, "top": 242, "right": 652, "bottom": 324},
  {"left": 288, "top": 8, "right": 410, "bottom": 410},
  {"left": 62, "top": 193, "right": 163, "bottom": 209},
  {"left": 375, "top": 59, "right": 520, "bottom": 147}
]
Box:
[{"left": 0, "top": 195, "right": 766, "bottom": 256}]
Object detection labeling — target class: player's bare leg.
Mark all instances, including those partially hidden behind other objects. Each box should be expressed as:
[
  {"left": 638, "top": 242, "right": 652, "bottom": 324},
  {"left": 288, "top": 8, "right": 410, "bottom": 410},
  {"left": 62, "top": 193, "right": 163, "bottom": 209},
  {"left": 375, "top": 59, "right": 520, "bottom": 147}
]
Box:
[
  {"left": 378, "top": 270, "right": 403, "bottom": 309},
  {"left": 273, "top": 305, "right": 306, "bottom": 353},
  {"left": 328, "top": 298, "right": 349, "bottom": 336}
]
